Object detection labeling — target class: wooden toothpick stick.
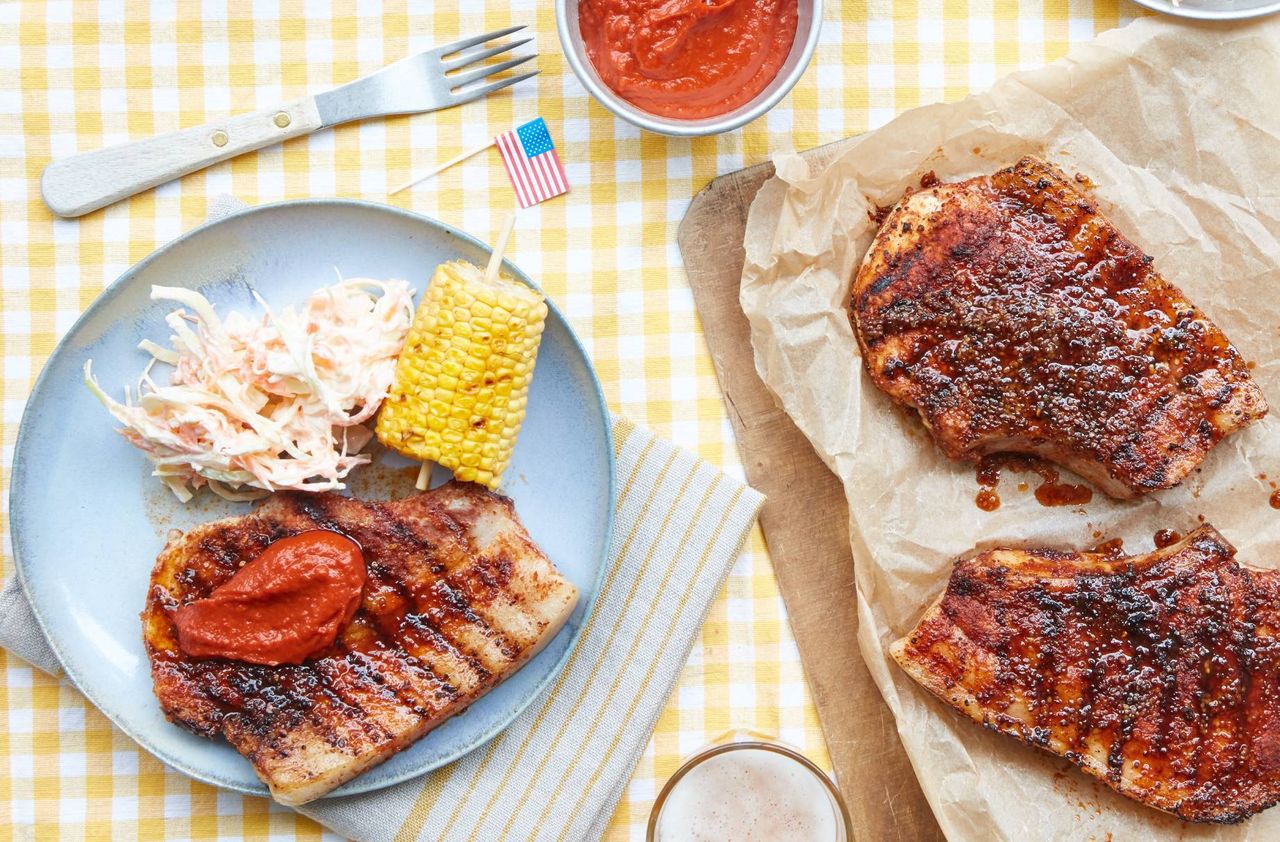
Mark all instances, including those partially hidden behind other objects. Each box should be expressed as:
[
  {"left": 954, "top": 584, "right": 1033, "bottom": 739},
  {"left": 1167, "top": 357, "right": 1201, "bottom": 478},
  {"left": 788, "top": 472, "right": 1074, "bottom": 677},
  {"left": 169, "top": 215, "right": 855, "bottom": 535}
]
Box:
[
  {"left": 391, "top": 139, "right": 495, "bottom": 195},
  {"left": 486, "top": 210, "right": 518, "bottom": 283}
]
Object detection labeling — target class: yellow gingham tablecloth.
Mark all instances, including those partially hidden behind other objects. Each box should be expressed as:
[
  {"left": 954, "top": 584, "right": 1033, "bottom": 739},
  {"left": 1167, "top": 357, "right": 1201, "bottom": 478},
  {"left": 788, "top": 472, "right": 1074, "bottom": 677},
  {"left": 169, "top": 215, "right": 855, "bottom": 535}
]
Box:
[{"left": 0, "top": 1, "right": 1137, "bottom": 838}]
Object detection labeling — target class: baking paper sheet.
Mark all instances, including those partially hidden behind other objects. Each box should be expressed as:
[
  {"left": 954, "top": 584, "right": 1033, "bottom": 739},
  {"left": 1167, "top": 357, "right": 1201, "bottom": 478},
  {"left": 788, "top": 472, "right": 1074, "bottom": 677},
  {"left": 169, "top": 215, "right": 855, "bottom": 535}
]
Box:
[{"left": 740, "top": 16, "right": 1280, "bottom": 842}]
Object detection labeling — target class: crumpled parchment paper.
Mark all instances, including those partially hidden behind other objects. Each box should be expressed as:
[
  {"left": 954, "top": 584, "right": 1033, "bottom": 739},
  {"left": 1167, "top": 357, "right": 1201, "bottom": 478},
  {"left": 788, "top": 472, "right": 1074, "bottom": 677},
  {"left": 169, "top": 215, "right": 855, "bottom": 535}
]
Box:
[{"left": 740, "top": 16, "right": 1280, "bottom": 842}]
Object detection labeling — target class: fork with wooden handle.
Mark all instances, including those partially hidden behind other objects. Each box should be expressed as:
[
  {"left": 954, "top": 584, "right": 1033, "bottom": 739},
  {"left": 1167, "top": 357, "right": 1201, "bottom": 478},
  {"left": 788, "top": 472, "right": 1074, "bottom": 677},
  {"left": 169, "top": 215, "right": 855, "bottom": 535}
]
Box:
[{"left": 40, "top": 26, "right": 537, "bottom": 218}]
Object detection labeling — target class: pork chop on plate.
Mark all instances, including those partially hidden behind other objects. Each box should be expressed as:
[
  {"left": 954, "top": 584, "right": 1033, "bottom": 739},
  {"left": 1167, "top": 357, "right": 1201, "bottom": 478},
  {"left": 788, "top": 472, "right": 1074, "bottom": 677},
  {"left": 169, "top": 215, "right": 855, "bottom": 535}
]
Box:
[
  {"left": 142, "top": 482, "right": 578, "bottom": 805},
  {"left": 851, "top": 157, "right": 1267, "bottom": 498}
]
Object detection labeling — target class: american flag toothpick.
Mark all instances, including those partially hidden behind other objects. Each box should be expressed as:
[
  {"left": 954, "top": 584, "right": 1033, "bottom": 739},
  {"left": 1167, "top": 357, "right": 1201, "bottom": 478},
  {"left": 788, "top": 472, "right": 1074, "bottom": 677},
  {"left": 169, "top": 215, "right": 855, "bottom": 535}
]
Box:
[{"left": 391, "top": 117, "right": 570, "bottom": 207}]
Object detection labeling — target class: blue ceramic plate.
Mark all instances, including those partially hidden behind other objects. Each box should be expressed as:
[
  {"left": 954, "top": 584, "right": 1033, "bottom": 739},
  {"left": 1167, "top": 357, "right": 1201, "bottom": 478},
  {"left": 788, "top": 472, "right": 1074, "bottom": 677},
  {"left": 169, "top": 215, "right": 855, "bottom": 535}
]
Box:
[{"left": 9, "top": 200, "right": 614, "bottom": 799}]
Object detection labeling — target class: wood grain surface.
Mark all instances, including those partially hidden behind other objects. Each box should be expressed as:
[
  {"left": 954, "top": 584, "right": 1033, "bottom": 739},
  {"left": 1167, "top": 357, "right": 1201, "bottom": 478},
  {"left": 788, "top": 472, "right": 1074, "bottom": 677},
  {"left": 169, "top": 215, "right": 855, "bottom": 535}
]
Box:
[{"left": 677, "top": 139, "right": 944, "bottom": 842}]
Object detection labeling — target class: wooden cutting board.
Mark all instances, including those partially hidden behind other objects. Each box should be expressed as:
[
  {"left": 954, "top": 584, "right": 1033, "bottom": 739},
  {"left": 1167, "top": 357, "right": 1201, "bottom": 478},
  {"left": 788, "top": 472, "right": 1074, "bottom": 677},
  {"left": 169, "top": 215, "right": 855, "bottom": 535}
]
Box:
[{"left": 677, "top": 140, "right": 944, "bottom": 842}]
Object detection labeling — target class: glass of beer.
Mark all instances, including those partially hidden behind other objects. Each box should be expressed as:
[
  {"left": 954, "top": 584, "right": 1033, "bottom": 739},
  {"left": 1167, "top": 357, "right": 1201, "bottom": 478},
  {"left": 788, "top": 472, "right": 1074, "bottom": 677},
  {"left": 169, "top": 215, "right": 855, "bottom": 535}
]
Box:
[{"left": 647, "top": 735, "right": 853, "bottom": 842}]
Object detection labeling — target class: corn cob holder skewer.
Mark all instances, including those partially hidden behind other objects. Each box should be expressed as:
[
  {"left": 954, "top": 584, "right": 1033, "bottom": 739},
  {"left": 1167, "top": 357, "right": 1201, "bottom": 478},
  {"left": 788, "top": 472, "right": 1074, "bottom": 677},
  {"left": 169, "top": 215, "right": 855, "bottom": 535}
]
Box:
[{"left": 375, "top": 213, "right": 547, "bottom": 490}]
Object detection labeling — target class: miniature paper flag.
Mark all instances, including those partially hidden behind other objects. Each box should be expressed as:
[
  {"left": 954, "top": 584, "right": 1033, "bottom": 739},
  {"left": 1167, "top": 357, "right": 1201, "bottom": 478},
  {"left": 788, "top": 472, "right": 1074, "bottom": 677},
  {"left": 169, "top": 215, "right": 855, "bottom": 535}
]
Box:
[{"left": 495, "top": 117, "right": 569, "bottom": 208}]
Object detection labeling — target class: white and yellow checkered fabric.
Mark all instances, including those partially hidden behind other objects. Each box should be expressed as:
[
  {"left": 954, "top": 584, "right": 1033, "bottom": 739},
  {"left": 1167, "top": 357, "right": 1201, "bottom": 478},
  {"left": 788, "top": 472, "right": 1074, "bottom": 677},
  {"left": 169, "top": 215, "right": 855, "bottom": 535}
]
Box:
[{"left": 0, "top": 1, "right": 1138, "bottom": 838}]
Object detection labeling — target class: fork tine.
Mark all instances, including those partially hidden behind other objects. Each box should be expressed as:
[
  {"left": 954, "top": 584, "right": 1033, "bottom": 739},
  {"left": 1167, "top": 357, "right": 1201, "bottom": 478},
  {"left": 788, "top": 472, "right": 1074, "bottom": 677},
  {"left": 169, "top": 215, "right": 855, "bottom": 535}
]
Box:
[
  {"left": 430, "top": 25, "right": 526, "bottom": 59},
  {"left": 444, "top": 37, "right": 533, "bottom": 70},
  {"left": 449, "top": 54, "right": 536, "bottom": 90},
  {"left": 451, "top": 70, "right": 540, "bottom": 105}
]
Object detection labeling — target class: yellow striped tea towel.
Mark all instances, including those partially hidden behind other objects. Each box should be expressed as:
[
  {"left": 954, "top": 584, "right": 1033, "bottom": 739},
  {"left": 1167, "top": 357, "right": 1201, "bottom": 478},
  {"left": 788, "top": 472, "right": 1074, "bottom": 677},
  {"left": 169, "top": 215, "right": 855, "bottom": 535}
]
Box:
[{"left": 0, "top": 416, "right": 764, "bottom": 841}]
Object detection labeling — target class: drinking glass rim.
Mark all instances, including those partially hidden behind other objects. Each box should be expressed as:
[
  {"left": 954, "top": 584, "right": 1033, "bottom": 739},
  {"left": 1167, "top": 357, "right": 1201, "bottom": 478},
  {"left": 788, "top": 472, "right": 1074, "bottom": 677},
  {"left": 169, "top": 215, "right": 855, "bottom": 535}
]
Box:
[{"left": 645, "top": 740, "right": 855, "bottom": 841}]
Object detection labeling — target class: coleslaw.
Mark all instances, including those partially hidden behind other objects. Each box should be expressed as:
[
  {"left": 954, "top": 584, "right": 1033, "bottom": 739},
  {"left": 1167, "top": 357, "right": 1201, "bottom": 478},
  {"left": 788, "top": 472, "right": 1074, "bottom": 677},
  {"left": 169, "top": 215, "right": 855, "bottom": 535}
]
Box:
[{"left": 85, "top": 278, "right": 415, "bottom": 502}]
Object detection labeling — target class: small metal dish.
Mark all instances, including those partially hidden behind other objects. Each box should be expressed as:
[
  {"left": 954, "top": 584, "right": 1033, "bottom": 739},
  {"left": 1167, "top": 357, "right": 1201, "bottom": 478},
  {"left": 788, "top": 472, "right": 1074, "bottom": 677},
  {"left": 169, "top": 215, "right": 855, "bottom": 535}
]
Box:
[
  {"left": 556, "top": 0, "right": 823, "bottom": 137},
  {"left": 1128, "top": 0, "right": 1280, "bottom": 20}
]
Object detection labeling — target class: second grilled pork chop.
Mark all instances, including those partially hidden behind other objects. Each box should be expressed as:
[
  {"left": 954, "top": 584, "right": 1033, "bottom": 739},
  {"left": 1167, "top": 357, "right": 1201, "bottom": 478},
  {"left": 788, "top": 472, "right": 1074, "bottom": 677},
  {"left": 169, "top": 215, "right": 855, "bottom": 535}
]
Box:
[
  {"left": 142, "top": 482, "right": 578, "bottom": 805},
  {"left": 892, "top": 526, "right": 1280, "bottom": 823},
  {"left": 851, "top": 157, "right": 1267, "bottom": 498}
]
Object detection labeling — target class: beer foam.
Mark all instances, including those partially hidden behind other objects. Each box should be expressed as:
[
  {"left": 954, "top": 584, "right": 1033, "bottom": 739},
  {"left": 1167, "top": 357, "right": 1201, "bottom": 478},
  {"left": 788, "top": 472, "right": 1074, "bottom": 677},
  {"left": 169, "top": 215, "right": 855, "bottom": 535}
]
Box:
[{"left": 654, "top": 747, "right": 842, "bottom": 841}]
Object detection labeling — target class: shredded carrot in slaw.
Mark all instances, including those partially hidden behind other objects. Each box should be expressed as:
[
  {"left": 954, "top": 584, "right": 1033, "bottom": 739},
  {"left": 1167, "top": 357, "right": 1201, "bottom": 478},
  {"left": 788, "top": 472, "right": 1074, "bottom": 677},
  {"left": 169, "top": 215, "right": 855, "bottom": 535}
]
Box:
[{"left": 84, "top": 279, "right": 415, "bottom": 502}]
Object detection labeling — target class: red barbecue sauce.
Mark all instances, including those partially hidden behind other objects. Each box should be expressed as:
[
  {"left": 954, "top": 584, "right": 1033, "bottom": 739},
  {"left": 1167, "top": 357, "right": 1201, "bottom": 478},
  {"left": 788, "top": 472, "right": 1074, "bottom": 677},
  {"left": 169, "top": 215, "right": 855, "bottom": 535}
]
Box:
[
  {"left": 973, "top": 454, "right": 1093, "bottom": 511},
  {"left": 172, "top": 531, "right": 365, "bottom": 666},
  {"left": 578, "top": 0, "right": 799, "bottom": 119}
]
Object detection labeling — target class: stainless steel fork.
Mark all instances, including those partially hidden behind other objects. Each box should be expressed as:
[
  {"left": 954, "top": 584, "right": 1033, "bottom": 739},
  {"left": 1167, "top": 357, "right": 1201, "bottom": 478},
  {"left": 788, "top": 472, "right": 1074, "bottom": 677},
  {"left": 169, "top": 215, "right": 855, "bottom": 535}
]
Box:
[{"left": 41, "top": 26, "right": 537, "bottom": 218}]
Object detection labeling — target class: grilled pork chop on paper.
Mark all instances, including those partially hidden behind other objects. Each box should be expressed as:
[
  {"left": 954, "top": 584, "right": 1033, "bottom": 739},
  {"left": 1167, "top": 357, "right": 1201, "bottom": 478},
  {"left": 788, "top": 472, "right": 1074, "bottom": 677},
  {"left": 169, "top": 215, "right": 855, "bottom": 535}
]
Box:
[
  {"left": 891, "top": 526, "right": 1280, "bottom": 823},
  {"left": 851, "top": 157, "right": 1267, "bottom": 498},
  {"left": 142, "top": 482, "right": 578, "bottom": 805}
]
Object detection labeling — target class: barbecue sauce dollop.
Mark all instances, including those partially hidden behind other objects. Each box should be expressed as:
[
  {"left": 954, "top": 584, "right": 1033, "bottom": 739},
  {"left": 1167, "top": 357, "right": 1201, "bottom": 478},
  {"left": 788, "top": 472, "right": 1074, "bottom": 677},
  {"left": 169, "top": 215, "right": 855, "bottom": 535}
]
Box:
[{"left": 172, "top": 531, "right": 365, "bottom": 665}]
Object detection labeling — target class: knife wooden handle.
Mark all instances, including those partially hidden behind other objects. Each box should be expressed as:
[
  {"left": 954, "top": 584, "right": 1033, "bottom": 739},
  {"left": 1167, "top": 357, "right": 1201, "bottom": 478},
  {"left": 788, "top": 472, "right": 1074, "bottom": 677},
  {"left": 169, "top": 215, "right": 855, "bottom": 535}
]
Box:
[{"left": 40, "top": 96, "right": 322, "bottom": 218}]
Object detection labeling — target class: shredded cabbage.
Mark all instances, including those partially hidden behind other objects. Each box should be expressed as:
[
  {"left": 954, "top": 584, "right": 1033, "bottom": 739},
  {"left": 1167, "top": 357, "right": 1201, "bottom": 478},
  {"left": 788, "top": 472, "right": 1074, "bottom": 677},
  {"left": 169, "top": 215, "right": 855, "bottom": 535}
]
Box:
[{"left": 85, "top": 279, "right": 415, "bottom": 502}]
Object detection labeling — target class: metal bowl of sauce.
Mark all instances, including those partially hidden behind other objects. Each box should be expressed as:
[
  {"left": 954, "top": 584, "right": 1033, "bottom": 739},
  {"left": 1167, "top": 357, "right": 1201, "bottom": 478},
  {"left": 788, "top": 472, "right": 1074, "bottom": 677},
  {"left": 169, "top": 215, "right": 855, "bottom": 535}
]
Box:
[
  {"left": 647, "top": 738, "right": 852, "bottom": 841},
  {"left": 557, "top": 0, "right": 823, "bottom": 137}
]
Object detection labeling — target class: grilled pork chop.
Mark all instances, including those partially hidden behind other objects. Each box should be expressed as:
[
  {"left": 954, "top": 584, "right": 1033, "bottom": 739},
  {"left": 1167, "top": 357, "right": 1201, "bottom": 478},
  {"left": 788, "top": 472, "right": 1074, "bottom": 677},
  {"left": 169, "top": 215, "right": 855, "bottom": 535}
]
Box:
[
  {"left": 142, "top": 482, "right": 578, "bottom": 805},
  {"left": 891, "top": 526, "right": 1280, "bottom": 823},
  {"left": 851, "top": 157, "right": 1267, "bottom": 498}
]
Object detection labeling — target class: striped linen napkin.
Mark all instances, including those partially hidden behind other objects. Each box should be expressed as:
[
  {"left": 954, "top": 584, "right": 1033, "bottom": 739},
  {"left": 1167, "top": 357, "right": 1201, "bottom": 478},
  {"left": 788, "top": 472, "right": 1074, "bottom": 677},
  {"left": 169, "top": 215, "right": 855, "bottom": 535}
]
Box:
[{"left": 0, "top": 415, "right": 764, "bottom": 841}]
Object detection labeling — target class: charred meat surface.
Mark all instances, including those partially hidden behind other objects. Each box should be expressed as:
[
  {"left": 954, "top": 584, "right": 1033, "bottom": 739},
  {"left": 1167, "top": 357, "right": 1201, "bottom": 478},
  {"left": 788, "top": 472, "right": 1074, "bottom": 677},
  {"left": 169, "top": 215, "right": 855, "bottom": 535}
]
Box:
[
  {"left": 891, "top": 526, "right": 1280, "bottom": 823},
  {"left": 142, "top": 482, "right": 578, "bottom": 805},
  {"left": 851, "top": 157, "right": 1267, "bottom": 498}
]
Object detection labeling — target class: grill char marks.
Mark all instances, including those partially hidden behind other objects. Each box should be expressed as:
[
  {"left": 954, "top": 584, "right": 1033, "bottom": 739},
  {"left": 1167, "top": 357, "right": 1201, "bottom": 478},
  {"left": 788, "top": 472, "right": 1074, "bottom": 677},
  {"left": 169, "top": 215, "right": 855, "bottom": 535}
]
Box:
[
  {"left": 851, "top": 156, "right": 1267, "bottom": 498},
  {"left": 891, "top": 526, "right": 1280, "bottom": 824},
  {"left": 142, "top": 482, "right": 579, "bottom": 806}
]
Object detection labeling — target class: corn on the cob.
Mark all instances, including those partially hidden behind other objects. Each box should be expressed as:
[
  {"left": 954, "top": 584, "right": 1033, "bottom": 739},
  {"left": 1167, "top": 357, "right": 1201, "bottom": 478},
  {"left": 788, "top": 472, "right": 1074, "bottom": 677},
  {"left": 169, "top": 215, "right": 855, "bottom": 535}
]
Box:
[{"left": 375, "top": 259, "right": 547, "bottom": 489}]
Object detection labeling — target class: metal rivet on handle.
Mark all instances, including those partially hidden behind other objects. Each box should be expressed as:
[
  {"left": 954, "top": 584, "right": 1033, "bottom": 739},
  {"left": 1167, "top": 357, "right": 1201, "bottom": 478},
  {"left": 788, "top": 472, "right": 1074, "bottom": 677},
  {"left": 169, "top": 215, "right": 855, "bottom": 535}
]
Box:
[
  {"left": 274, "top": 112, "right": 291, "bottom": 128},
  {"left": 211, "top": 130, "right": 229, "bottom": 147}
]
